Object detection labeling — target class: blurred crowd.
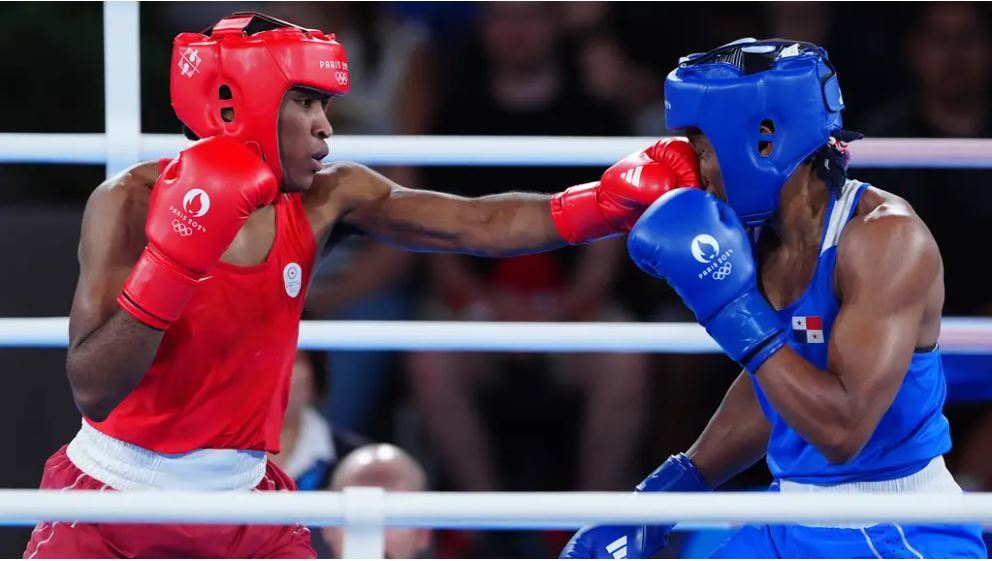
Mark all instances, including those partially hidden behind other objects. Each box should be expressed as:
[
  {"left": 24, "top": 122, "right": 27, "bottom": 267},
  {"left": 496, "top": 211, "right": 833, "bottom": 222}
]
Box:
[{"left": 1, "top": 1, "right": 991, "bottom": 558}]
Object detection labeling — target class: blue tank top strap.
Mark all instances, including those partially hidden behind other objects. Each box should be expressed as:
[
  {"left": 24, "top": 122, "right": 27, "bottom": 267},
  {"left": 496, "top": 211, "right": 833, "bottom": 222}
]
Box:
[{"left": 820, "top": 180, "right": 866, "bottom": 255}]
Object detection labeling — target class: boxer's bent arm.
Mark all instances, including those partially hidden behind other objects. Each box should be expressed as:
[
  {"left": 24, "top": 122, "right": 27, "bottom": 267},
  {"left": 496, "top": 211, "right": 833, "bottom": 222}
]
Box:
[
  {"left": 67, "top": 311, "right": 163, "bottom": 421},
  {"left": 324, "top": 162, "right": 565, "bottom": 257},
  {"left": 752, "top": 212, "right": 939, "bottom": 464},
  {"left": 67, "top": 165, "right": 164, "bottom": 422},
  {"left": 686, "top": 372, "right": 770, "bottom": 487}
]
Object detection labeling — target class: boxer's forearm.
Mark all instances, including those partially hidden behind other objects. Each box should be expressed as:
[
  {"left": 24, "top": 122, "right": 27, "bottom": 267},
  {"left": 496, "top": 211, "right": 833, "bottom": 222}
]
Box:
[
  {"left": 349, "top": 186, "right": 566, "bottom": 257},
  {"left": 66, "top": 309, "right": 163, "bottom": 422},
  {"left": 753, "top": 347, "right": 871, "bottom": 464},
  {"left": 686, "top": 372, "right": 770, "bottom": 487},
  {"left": 453, "top": 192, "right": 565, "bottom": 257}
]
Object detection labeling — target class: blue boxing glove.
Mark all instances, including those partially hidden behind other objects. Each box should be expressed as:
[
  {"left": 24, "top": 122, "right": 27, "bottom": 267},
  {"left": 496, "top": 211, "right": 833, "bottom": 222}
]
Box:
[
  {"left": 560, "top": 454, "right": 710, "bottom": 559},
  {"left": 627, "top": 188, "right": 786, "bottom": 373}
]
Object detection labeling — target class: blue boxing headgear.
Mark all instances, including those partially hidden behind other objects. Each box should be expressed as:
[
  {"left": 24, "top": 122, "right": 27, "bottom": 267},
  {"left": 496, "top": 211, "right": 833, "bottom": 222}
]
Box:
[{"left": 665, "top": 39, "right": 846, "bottom": 226}]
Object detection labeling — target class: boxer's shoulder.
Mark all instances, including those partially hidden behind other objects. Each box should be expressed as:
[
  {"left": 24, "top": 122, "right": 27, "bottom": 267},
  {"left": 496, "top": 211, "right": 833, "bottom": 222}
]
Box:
[
  {"left": 853, "top": 185, "right": 916, "bottom": 219},
  {"left": 81, "top": 161, "right": 157, "bottom": 255},
  {"left": 302, "top": 161, "right": 392, "bottom": 236},
  {"left": 842, "top": 186, "right": 931, "bottom": 255},
  {"left": 88, "top": 161, "right": 158, "bottom": 218},
  {"left": 306, "top": 161, "right": 386, "bottom": 205},
  {"left": 836, "top": 186, "right": 939, "bottom": 296}
]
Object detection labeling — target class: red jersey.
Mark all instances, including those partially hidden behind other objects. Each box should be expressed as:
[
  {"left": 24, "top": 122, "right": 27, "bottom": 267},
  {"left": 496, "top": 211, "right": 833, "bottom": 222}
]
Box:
[{"left": 92, "top": 192, "right": 316, "bottom": 454}]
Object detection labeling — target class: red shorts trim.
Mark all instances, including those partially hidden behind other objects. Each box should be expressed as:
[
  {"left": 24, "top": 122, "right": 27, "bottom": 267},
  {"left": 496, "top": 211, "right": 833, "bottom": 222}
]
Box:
[{"left": 23, "top": 446, "right": 316, "bottom": 559}]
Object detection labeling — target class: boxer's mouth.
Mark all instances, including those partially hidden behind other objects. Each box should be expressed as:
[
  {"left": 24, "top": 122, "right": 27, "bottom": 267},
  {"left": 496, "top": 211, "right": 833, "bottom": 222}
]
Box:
[{"left": 310, "top": 149, "right": 329, "bottom": 170}]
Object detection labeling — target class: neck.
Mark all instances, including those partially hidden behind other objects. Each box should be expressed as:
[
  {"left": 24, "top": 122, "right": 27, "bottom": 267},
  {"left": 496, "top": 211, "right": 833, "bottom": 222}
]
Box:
[{"left": 772, "top": 166, "right": 831, "bottom": 250}]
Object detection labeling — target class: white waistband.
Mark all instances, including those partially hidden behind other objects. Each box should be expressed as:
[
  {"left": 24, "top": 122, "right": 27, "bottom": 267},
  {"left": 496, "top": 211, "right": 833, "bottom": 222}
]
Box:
[
  {"left": 66, "top": 421, "right": 267, "bottom": 492},
  {"left": 779, "top": 457, "right": 960, "bottom": 494},
  {"left": 778, "top": 457, "right": 961, "bottom": 528}
]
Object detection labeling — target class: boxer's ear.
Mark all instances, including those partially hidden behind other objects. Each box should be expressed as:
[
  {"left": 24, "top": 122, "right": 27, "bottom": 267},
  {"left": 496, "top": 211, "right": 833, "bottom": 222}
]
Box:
[{"left": 758, "top": 121, "right": 775, "bottom": 156}]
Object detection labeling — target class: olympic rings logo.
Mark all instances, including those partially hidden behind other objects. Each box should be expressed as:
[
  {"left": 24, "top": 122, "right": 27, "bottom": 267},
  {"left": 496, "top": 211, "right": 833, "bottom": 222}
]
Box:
[
  {"left": 711, "top": 262, "right": 733, "bottom": 281},
  {"left": 335, "top": 71, "right": 349, "bottom": 85},
  {"left": 172, "top": 219, "right": 192, "bottom": 237}
]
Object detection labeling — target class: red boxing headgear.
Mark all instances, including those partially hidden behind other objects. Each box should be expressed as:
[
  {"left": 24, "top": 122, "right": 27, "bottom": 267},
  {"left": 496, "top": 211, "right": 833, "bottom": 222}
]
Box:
[{"left": 170, "top": 12, "right": 350, "bottom": 185}]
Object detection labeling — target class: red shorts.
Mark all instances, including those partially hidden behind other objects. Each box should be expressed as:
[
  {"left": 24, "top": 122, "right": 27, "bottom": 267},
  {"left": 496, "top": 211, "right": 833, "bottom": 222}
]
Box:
[{"left": 23, "top": 445, "right": 316, "bottom": 559}]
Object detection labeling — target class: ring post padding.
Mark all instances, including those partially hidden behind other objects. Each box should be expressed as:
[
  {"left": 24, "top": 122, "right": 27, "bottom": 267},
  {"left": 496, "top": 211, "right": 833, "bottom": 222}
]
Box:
[
  {"left": 103, "top": 1, "right": 142, "bottom": 178},
  {"left": 342, "top": 487, "right": 386, "bottom": 559}
]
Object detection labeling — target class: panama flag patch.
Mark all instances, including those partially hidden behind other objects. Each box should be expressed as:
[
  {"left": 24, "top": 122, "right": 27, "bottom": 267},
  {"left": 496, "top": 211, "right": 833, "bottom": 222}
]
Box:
[{"left": 792, "top": 315, "right": 825, "bottom": 344}]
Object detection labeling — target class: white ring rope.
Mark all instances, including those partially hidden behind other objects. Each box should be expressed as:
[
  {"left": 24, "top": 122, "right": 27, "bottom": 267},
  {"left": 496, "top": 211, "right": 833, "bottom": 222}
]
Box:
[
  {"left": 1, "top": 317, "right": 989, "bottom": 353},
  {"left": 2, "top": 134, "right": 992, "bottom": 168},
  {"left": 4, "top": 490, "right": 992, "bottom": 528}
]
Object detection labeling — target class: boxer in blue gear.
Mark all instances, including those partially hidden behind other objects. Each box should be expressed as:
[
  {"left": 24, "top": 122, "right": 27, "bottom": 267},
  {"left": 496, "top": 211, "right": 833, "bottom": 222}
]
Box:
[{"left": 562, "top": 39, "right": 986, "bottom": 559}]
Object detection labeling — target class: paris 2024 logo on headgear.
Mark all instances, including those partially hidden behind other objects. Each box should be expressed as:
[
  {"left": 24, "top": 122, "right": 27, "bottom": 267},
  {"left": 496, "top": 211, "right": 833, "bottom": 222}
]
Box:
[
  {"left": 691, "top": 234, "right": 734, "bottom": 281},
  {"left": 182, "top": 189, "right": 211, "bottom": 218}
]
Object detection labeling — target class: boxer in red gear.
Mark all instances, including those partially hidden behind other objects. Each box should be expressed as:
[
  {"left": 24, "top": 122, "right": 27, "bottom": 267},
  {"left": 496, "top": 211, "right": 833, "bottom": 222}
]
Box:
[{"left": 24, "top": 12, "right": 699, "bottom": 559}]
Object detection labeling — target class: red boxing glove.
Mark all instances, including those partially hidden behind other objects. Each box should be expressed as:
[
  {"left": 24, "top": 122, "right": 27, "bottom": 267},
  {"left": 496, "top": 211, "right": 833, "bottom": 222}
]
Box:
[
  {"left": 550, "top": 138, "right": 700, "bottom": 244},
  {"left": 118, "top": 137, "right": 279, "bottom": 329}
]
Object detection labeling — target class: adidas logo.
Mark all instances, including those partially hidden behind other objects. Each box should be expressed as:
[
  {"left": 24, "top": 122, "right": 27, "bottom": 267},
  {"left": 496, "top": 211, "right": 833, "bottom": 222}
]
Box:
[
  {"left": 606, "top": 535, "right": 628, "bottom": 559},
  {"left": 620, "top": 166, "right": 643, "bottom": 187}
]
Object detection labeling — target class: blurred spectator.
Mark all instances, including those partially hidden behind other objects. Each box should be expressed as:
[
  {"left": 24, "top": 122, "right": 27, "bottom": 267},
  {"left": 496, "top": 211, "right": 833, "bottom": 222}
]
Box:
[
  {"left": 764, "top": 2, "right": 832, "bottom": 44},
  {"left": 860, "top": 1, "right": 992, "bottom": 315},
  {"left": 321, "top": 444, "right": 433, "bottom": 559},
  {"left": 384, "top": 2, "right": 481, "bottom": 51},
  {"left": 269, "top": 351, "right": 370, "bottom": 491},
  {"left": 407, "top": 2, "right": 648, "bottom": 500},
  {"left": 557, "top": 2, "right": 665, "bottom": 135},
  {"left": 306, "top": 240, "right": 417, "bottom": 437},
  {"left": 274, "top": 3, "right": 438, "bottom": 139},
  {"left": 700, "top": 3, "right": 762, "bottom": 49},
  {"left": 856, "top": 1, "right": 992, "bottom": 510},
  {"left": 865, "top": 2, "right": 990, "bottom": 139}
]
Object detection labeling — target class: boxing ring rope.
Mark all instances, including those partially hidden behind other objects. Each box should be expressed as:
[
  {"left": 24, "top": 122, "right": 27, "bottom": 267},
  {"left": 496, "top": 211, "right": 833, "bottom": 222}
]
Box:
[
  {"left": 4, "top": 132, "right": 992, "bottom": 168},
  {"left": 2, "top": 317, "right": 991, "bottom": 353},
  {"left": 7, "top": 489, "right": 992, "bottom": 558}
]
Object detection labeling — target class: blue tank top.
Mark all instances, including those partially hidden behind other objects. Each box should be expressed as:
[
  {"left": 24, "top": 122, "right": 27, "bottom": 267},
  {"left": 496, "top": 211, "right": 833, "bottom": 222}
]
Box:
[{"left": 753, "top": 179, "right": 951, "bottom": 484}]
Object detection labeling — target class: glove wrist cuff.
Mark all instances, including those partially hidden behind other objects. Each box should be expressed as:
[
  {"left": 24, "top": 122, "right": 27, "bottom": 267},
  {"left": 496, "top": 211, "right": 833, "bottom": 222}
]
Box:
[
  {"left": 637, "top": 453, "right": 711, "bottom": 493},
  {"left": 705, "top": 289, "right": 785, "bottom": 371},
  {"left": 743, "top": 331, "right": 788, "bottom": 373},
  {"left": 551, "top": 184, "right": 618, "bottom": 245},
  {"left": 118, "top": 246, "right": 204, "bottom": 330}
]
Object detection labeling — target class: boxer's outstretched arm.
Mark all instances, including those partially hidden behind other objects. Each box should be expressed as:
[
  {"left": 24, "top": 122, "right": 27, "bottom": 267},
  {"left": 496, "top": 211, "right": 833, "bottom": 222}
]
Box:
[
  {"left": 686, "top": 372, "right": 770, "bottom": 487},
  {"left": 753, "top": 209, "right": 940, "bottom": 464},
  {"left": 321, "top": 162, "right": 563, "bottom": 257},
  {"left": 66, "top": 164, "right": 164, "bottom": 422}
]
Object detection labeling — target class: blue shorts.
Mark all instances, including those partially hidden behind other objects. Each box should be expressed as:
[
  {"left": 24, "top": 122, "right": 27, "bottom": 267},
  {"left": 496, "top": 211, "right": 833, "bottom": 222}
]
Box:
[{"left": 709, "top": 522, "right": 987, "bottom": 558}]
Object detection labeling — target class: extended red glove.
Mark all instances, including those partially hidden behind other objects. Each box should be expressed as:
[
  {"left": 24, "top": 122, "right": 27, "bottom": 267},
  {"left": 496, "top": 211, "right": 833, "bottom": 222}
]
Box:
[
  {"left": 118, "top": 137, "right": 279, "bottom": 329},
  {"left": 550, "top": 138, "right": 700, "bottom": 244}
]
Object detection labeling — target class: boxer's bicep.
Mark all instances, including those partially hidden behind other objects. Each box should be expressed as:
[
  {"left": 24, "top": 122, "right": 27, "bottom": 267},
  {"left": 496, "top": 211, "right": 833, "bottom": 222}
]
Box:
[
  {"left": 829, "top": 214, "right": 939, "bottom": 442},
  {"left": 69, "top": 177, "right": 148, "bottom": 347}
]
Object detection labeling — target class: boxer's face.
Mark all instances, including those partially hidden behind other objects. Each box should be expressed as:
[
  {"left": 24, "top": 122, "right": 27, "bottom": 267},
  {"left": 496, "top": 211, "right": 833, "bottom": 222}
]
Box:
[
  {"left": 278, "top": 87, "right": 333, "bottom": 192},
  {"left": 687, "top": 129, "right": 728, "bottom": 202}
]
